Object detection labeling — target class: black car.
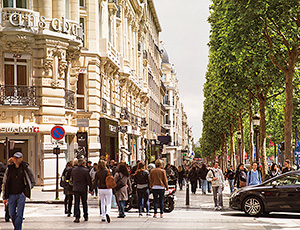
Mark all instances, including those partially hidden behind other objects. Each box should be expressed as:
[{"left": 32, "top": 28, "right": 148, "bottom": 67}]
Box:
[{"left": 230, "top": 171, "right": 300, "bottom": 216}]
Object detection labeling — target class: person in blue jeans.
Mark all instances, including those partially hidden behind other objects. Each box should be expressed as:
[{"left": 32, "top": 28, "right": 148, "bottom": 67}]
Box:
[
  {"left": 199, "top": 163, "right": 209, "bottom": 194},
  {"left": 2, "top": 152, "right": 35, "bottom": 230},
  {"left": 247, "top": 162, "right": 262, "bottom": 186},
  {"left": 149, "top": 159, "right": 169, "bottom": 218},
  {"left": 225, "top": 165, "right": 235, "bottom": 193}
]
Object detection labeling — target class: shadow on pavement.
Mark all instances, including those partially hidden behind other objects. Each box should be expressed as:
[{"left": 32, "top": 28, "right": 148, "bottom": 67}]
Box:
[{"left": 222, "top": 212, "right": 300, "bottom": 219}]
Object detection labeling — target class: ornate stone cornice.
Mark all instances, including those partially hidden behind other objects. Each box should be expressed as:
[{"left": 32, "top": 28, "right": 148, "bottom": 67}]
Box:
[{"left": 1, "top": 34, "right": 35, "bottom": 53}]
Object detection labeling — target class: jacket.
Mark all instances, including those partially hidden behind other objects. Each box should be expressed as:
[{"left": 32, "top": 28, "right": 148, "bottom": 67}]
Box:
[
  {"left": 149, "top": 168, "right": 169, "bottom": 189},
  {"left": 93, "top": 169, "right": 109, "bottom": 189},
  {"left": 114, "top": 172, "right": 132, "bottom": 201},
  {"left": 61, "top": 167, "right": 73, "bottom": 192},
  {"left": 133, "top": 170, "right": 149, "bottom": 186},
  {"left": 2, "top": 161, "right": 35, "bottom": 200},
  {"left": 206, "top": 168, "right": 225, "bottom": 188},
  {"left": 198, "top": 167, "right": 208, "bottom": 180},
  {"left": 188, "top": 168, "right": 199, "bottom": 182},
  {"left": 234, "top": 169, "right": 247, "bottom": 188},
  {"left": 71, "top": 166, "right": 92, "bottom": 192}
]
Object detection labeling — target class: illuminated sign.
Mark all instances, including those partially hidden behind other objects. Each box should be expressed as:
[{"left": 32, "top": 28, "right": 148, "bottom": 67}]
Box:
[{"left": 0, "top": 126, "right": 39, "bottom": 133}]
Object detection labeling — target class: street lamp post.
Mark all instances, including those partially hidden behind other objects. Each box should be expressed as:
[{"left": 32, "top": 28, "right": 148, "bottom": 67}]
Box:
[
  {"left": 237, "top": 130, "right": 242, "bottom": 164},
  {"left": 253, "top": 112, "right": 260, "bottom": 164}
]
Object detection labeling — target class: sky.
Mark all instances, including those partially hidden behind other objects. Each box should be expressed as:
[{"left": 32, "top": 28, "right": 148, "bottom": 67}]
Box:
[{"left": 155, "top": 0, "right": 211, "bottom": 143}]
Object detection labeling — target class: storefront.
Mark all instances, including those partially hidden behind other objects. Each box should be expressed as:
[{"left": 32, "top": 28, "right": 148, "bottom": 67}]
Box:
[{"left": 100, "top": 118, "right": 119, "bottom": 162}]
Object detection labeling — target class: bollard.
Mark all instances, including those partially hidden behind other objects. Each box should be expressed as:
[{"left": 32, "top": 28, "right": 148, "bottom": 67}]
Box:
[{"left": 186, "top": 182, "right": 190, "bottom": 206}]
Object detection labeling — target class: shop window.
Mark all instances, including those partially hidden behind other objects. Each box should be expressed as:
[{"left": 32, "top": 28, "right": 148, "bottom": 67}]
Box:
[
  {"left": 3, "top": 0, "right": 27, "bottom": 8},
  {"left": 77, "top": 73, "right": 85, "bottom": 110}
]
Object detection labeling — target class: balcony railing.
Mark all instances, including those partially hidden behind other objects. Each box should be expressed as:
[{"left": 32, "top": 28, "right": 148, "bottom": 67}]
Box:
[
  {"left": 141, "top": 118, "right": 147, "bottom": 127},
  {"left": 0, "top": 85, "right": 38, "bottom": 106},
  {"left": 101, "top": 98, "right": 107, "bottom": 114},
  {"left": 160, "top": 103, "right": 166, "bottom": 113},
  {"left": 120, "top": 107, "right": 130, "bottom": 120},
  {"left": 65, "top": 89, "right": 75, "bottom": 110},
  {"left": 111, "top": 103, "right": 116, "bottom": 117},
  {"left": 161, "top": 126, "right": 168, "bottom": 134}
]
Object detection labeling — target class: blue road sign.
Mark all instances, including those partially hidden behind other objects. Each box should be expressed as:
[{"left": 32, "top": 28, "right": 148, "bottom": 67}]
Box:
[{"left": 51, "top": 126, "right": 65, "bottom": 140}]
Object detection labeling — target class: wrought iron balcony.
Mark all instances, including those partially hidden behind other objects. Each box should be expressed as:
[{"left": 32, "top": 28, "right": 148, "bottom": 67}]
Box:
[
  {"left": 111, "top": 103, "right": 116, "bottom": 117},
  {"left": 161, "top": 126, "right": 168, "bottom": 134},
  {"left": 120, "top": 107, "right": 130, "bottom": 120},
  {"left": 65, "top": 89, "right": 75, "bottom": 110},
  {"left": 102, "top": 98, "right": 107, "bottom": 114},
  {"left": 0, "top": 85, "right": 38, "bottom": 106}
]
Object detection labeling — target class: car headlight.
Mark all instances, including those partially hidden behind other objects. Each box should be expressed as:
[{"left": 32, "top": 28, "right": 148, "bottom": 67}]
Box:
[{"left": 230, "top": 188, "right": 242, "bottom": 198}]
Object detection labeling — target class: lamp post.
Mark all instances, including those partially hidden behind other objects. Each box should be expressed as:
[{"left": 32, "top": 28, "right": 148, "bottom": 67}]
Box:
[
  {"left": 253, "top": 112, "right": 260, "bottom": 164},
  {"left": 237, "top": 130, "right": 242, "bottom": 164}
]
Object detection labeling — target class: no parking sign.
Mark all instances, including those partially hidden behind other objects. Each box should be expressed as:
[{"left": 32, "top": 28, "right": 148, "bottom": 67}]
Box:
[{"left": 51, "top": 126, "right": 65, "bottom": 140}]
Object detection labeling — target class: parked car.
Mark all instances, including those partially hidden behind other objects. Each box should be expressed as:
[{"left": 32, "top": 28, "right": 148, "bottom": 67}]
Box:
[{"left": 230, "top": 171, "right": 300, "bottom": 216}]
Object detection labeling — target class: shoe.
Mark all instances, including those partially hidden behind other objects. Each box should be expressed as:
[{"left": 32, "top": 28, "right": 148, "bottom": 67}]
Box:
[
  {"left": 218, "top": 206, "right": 222, "bottom": 211},
  {"left": 101, "top": 219, "right": 106, "bottom": 222},
  {"left": 67, "top": 214, "right": 71, "bottom": 217},
  {"left": 153, "top": 214, "right": 157, "bottom": 218},
  {"left": 84, "top": 217, "right": 88, "bottom": 221},
  {"left": 160, "top": 214, "right": 163, "bottom": 218},
  {"left": 146, "top": 213, "right": 151, "bottom": 217},
  {"left": 139, "top": 213, "right": 143, "bottom": 217},
  {"left": 117, "top": 215, "right": 125, "bottom": 218},
  {"left": 106, "top": 214, "right": 110, "bottom": 223},
  {"left": 74, "top": 218, "right": 80, "bottom": 223},
  {"left": 214, "top": 206, "right": 218, "bottom": 211}
]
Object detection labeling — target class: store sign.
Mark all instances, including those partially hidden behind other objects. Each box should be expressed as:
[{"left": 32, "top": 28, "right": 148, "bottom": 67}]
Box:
[
  {"left": 0, "top": 126, "right": 39, "bottom": 133},
  {"left": 109, "top": 125, "right": 117, "bottom": 133},
  {"left": 77, "top": 119, "right": 89, "bottom": 127},
  {"left": 7, "top": 12, "right": 83, "bottom": 40}
]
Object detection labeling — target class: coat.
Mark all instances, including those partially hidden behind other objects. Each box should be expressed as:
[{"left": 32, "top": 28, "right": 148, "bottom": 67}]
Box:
[
  {"left": 70, "top": 166, "right": 92, "bottom": 192},
  {"left": 2, "top": 161, "right": 35, "bottom": 199},
  {"left": 114, "top": 172, "right": 132, "bottom": 201}
]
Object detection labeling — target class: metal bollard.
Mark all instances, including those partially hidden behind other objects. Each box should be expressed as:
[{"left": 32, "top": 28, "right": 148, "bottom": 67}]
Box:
[{"left": 186, "top": 182, "right": 190, "bottom": 206}]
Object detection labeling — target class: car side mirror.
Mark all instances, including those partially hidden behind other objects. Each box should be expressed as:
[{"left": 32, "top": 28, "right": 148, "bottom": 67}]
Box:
[{"left": 272, "top": 181, "right": 278, "bottom": 187}]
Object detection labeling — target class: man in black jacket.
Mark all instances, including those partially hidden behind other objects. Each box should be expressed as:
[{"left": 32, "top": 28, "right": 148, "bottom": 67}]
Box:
[
  {"left": 2, "top": 152, "right": 35, "bottom": 230},
  {"left": 71, "top": 158, "right": 92, "bottom": 223}
]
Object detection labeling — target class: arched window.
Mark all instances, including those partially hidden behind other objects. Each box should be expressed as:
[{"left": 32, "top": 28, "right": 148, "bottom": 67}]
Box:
[{"left": 3, "top": 0, "right": 27, "bottom": 8}]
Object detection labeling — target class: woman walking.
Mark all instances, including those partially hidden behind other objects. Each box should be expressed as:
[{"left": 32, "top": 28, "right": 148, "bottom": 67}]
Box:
[
  {"left": 61, "top": 161, "right": 73, "bottom": 217},
  {"left": 188, "top": 166, "right": 199, "bottom": 194},
  {"left": 114, "top": 164, "right": 132, "bottom": 218},
  {"left": 149, "top": 159, "right": 169, "bottom": 218},
  {"left": 234, "top": 163, "right": 247, "bottom": 189},
  {"left": 133, "top": 162, "right": 150, "bottom": 217},
  {"left": 92, "top": 160, "right": 112, "bottom": 223},
  {"left": 178, "top": 165, "right": 185, "bottom": 190}
]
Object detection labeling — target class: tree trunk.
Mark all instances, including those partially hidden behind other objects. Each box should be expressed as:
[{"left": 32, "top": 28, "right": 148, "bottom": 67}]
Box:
[
  {"left": 222, "top": 133, "right": 227, "bottom": 172},
  {"left": 248, "top": 92, "right": 254, "bottom": 164},
  {"left": 230, "top": 123, "right": 235, "bottom": 169},
  {"left": 258, "top": 95, "right": 268, "bottom": 180},
  {"left": 284, "top": 69, "right": 294, "bottom": 163},
  {"left": 238, "top": 109, "right": 244, "bottom": 164}
]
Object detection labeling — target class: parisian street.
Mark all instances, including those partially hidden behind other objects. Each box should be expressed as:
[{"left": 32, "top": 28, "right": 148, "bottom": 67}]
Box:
[{"left": 1, "top": 185, "right": 300, "bottom": 230}]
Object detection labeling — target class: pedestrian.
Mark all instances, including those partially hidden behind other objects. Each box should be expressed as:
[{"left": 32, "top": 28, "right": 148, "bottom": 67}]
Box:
[
  {"left": 90, "top": 163, "right": 98, "bottom": 197},
  {"left": 177, "top": 165, "right": 185, "bottom": 190},
  {"left": 207, "top": 164, "right": 212, "bottom": 193},
  {"left": 114, "top": 163, "right": 132, "bottom": 218},
  {"left": 92, "top": 160, "right": 113, "bottom": 223},
  {"left": 206, "top": 162, "right": 225, "bottom": 211},
  {"left": 86, "top": 161, "right": 93, "bottom": 172},
  {"left": 234, "top": 163, "right": 247, "bottom": 188},
  {"left": 198, "top": 163, "right": 209, "bottom": 194},
  {"left": 149, "top": 159, "right": 169, "bottom": 218},
  {"left": 61, "top": 161, "right": 73, "bottom": 217},
  {"left": 131, "top": 160, "right": 140, "bottom": 175},
  {"left": 225, "top": 165, "right": 235, "bottom": 193},
  {"left": 71, "top": 158, "right": 92, "bottom": 223},
  {"left": 266, "top": 163, "right": 280, "bottom": 179},
  {"left": 133, "top": 161, "right": 151, "bottom": 217},
  {"left": 188, "top": 166, "right": 198, "bottom": 194},
  {"left": 282, "top": 159, "right": 295, "bottom": 174},
  {"left": 2, "top": 152, "right": 35, "bottom": 230},
  {"left": 0, "top": 160, "right": 5, "bottom": 195},
  {"left": 165, "top": 164, "right": 176, "bottom": 187},
  {"left": 247, "top": 162, "right": 262, "bottom": 186}
]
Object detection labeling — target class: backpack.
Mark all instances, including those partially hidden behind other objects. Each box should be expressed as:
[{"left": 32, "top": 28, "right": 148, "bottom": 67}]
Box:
[{"left": 105, "top": 170, "right": 117, "bottom": 189}]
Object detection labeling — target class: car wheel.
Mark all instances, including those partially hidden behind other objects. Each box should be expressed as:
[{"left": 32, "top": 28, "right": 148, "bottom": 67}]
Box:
[{"left": 243, "top": 197, "right": 263, "bottom": 216}]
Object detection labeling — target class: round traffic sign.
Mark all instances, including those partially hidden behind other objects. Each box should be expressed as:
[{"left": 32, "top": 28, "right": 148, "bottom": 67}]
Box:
[{"left": 51, "top": 126, "right": 65, "bottom": 140}]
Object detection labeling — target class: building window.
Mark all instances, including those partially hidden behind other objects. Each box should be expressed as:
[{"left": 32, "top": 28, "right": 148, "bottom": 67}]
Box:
[
  {"left": 4, "top": 56, "right": 29, "bottom": 86},
  {"left": 80, "top": 17, "right": 86, "bottom": 47},
  {"left": 80, "top": 0, "right": 84, "bottom": 7},
  {"left": 77, "top": 73, "right": 85, "bottom": 110},
  {"left": 3, "top": 0, "right": 27, "bottom": 8}
]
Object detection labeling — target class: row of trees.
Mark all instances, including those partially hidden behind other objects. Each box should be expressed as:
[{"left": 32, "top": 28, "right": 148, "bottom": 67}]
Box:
[{"left": 200, "top": 0, "right": 300, "bottom": 179}]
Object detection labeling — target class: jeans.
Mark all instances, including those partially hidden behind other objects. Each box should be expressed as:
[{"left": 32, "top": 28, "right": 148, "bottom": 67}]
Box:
[
  {"left": 200, "top": 179, "right": 207, "bottom": 194},
  {"left": 99, "top": 189, "right": 112, "bottom": 219},
  {"left": 137, "top": 188, "right": 150, "bottom": 213},
  {"left": 191, "top": 180, "right": 197, "bottom": 194},
  {"left": 8, "top": 193, "right": 26, "bottom": 230},
  {"left": 228, "top": 179, "right": 234, "bottom": 193},
  {"left": 64, "top": 193, "right": 73, "bottom": 214},
  {"left": 74, "top": 191, "right": 88, "bottom": 219},
  {"left": 152, "top": 189, "right": 165, "bottom": 214},
  {"left": 212, "top": 186, "right": 223, "bottom": 208},
  {"left": 178, "top": 179, "right": 184, "bottom": 190},
  {"left": 119, "top": 200, "right": 126, "bottom": 217},
  {"left": 208, "top": 181, "right": 212, "bottom": 192}
]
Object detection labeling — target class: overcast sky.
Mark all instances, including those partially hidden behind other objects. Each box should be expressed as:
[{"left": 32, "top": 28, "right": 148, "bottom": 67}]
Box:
[{"left": 155, "top": 0, "right": 211, "bottom": 143}]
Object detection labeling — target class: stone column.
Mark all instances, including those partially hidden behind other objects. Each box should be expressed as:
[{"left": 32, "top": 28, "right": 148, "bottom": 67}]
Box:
[
  {"left": 52, "top": 0, "right": 65, "bottom": 19},
  {"left": 39, "top": 0, "right": 52, "bottom": 19},
  {"left": 70, "top": 0, "right": 79, "bottom": 22}
]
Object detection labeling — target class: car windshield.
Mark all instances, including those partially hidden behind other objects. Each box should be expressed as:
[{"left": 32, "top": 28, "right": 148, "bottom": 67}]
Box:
[{"left": 265, "top": 173, "right": 300, "bottom": 186}]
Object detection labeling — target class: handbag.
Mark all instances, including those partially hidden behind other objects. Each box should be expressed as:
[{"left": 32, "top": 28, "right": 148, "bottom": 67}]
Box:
[
  {"left": 115, "top": 175, "right": 126, "bottom": 191},
  {"left": 239, "top": 180, "right": 246, "bottom": 187}
]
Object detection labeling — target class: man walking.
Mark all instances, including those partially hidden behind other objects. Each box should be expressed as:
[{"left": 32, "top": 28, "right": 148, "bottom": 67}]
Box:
[
  {"left": 247, "top": 162, "right": 262, "bottom": 186},
  {"left": 2, "top": 152, "right": 35, "bottom": 230},
  {"left": 71, "top": 158, "right": 92, "bottom": 223},
  {"left": 225, "top": 165, "right": 235, "bottom": 193},
  {"left": 282, "top": 159, "right": 295, "bottom": 174},
  {"left": 206, "top": 162, "right": 225, "bottom": 211}
]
